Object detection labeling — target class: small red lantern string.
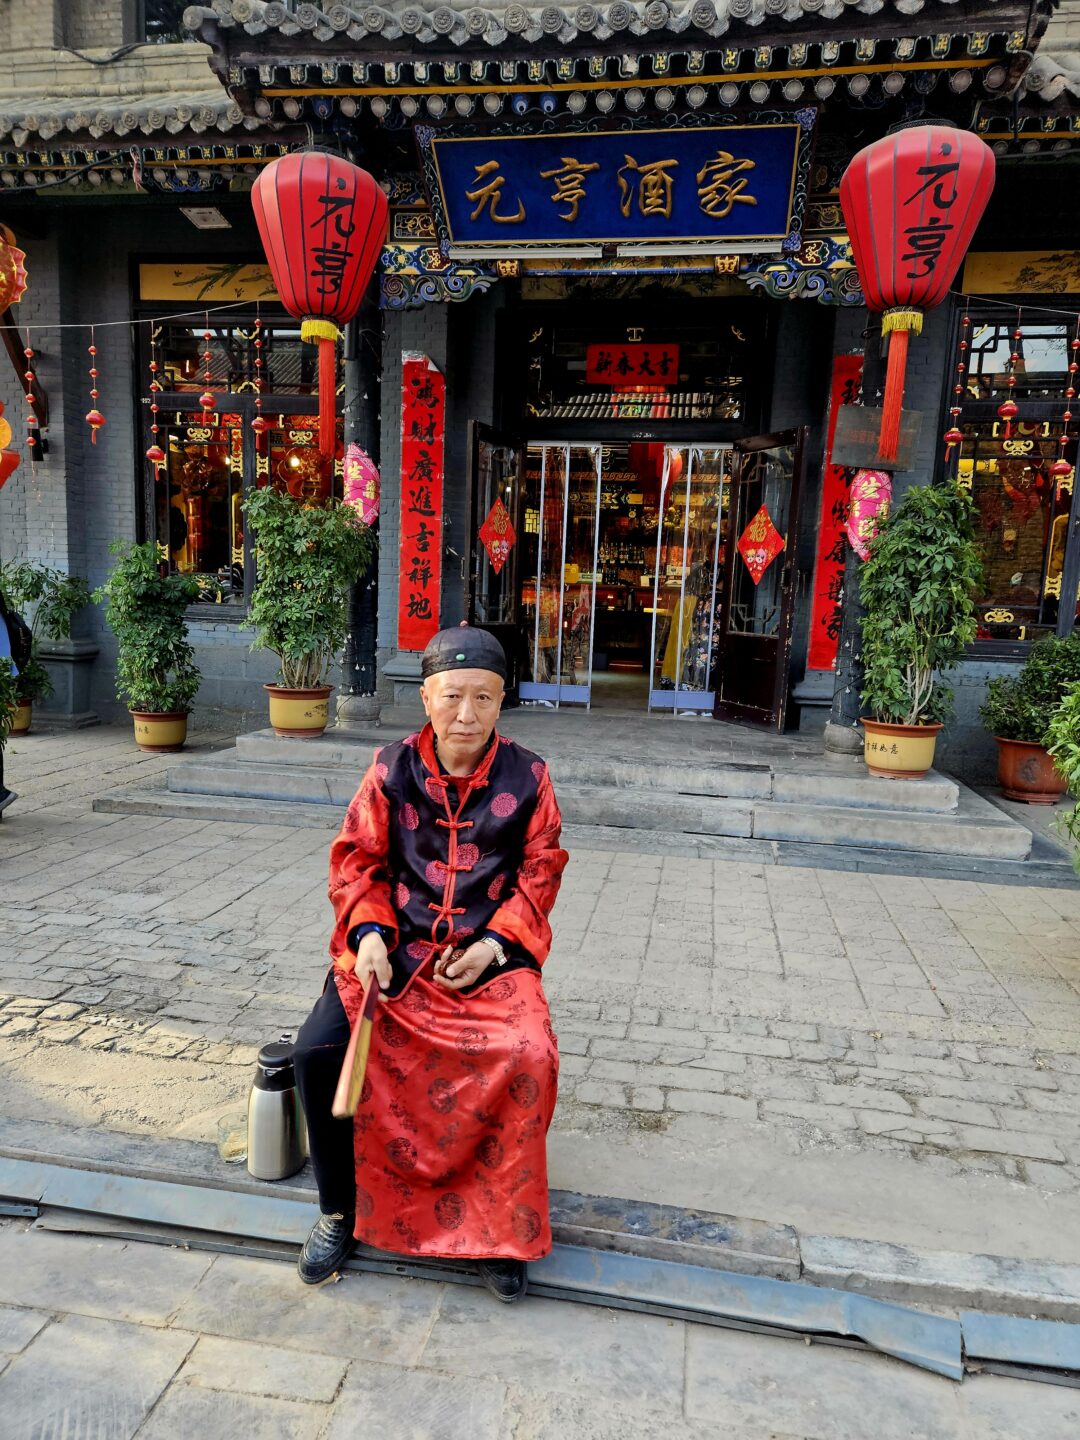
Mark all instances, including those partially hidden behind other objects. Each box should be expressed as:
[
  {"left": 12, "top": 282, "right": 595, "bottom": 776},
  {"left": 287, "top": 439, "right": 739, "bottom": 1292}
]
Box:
[
  {"left": 997, "top": 308, "right": 1022, "bottom": 439},
  {"left": 145, "top": 326, "right": 165, "bottom": 474},
  {"left": 23, "top": 329, "right": 38, "bottom": 461},
  {"left": 199, "top": 314, "right": 216, "bottom": 424},
  {"left": 251, "top": 312, "right": 268, "bottom": 442},
  {"left": 943, "top": 309, "right": 970, "bottom": 466},
  {"left": 85, "top": 326, "right": 105, "bottom": 444},
  {"left": 1052, "top": 316, "right": 1080, "bottom": 482}
]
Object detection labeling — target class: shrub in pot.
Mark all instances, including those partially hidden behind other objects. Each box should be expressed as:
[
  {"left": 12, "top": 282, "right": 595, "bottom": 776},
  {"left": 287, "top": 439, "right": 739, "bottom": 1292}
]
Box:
[
  {"left": 93, "top": 542, "right": 202, "bottom": 752},
  {"left": 244, "top": 485, "right": 374, "bottom": 737},
  {"left": 979, "top": 634, "right": 1080, "bottom": 803},
  {"left": 0, "top": 560, "right": 91, "bottom": 734},
  {"left": 1047, "top": 681, "right": 1080, "bottom": 868},
  {"left": 859, "top": 482, "right": 981, "bottom": 779}
]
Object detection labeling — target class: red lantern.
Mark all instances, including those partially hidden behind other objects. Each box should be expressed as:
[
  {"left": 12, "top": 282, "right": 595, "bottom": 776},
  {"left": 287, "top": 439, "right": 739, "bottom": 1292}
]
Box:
[
  {"left": 840, "top": 125, "right": 995, "bottom": 463},
  {"left": 252, "top": 152, "right": 388, "bottom": 460},
  {"left": 0, "top": 225, "right": 27, "bottom": 311}
]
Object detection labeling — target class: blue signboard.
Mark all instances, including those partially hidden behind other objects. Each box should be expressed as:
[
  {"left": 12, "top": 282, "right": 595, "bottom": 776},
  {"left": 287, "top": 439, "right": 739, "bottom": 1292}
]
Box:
[{"left": 420, "top": 117, "right": 814, "bottom": 253}]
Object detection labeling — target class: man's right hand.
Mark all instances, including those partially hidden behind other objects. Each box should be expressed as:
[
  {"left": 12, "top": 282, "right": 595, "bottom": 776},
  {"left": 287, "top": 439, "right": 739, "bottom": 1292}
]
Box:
[{"left": 341, "top": 930, "right": 392, "bottom": 994}]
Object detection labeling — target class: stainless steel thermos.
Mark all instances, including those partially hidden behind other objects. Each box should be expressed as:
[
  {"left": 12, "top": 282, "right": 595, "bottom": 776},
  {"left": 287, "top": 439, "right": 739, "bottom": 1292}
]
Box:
[{"left": 247, "top": 1034, "right": 309, "bottom": 1181}]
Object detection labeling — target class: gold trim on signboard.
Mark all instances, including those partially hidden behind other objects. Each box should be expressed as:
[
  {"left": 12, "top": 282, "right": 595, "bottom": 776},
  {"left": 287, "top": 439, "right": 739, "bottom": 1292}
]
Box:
[{"left": 962, "top": 251, "right": 1080, "bottom": 295}]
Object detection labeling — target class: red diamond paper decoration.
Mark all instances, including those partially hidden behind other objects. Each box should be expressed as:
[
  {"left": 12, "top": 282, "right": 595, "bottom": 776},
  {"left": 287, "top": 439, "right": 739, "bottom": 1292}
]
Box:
[
  {"left": 479, "top": 497, "right": 516, "bottom": 575},
  {"left": 737, "top": 504, "right": 785, "bottom": 585}
]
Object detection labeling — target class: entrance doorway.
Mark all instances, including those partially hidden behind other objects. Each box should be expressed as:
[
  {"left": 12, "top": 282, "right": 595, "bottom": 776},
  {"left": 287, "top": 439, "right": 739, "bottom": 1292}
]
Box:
[{"left": 467, "top": 426, "right": 804, "bottom": 727}]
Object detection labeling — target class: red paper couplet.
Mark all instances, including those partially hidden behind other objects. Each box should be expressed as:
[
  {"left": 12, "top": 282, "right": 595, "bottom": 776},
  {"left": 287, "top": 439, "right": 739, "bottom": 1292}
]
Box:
[
  {"left": 806, "top": 353, "right": 864, "bottom": 672},
  {"left": 398, "top": 353, "right": 445, "bottom": 651}
]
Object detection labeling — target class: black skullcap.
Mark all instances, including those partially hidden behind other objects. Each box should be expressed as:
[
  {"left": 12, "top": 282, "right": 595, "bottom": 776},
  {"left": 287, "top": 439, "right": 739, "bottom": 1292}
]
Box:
[{"left": 421, "top": 623, "right": 507, "bottom": 681}]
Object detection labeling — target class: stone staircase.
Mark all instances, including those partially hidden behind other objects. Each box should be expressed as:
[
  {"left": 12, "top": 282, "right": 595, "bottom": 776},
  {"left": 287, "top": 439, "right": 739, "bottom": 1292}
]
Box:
[{"left": 91, "top": 716, "right": 1062, "bottom": 878}]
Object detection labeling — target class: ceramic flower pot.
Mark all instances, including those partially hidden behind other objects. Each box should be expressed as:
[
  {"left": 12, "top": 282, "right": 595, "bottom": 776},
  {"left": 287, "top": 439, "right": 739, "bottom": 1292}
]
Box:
[
  {"left": 131, "top": 710, "right": 188, "bottom": 753},
  {"left": 10, "top": 699, "right": 31, "bottom": 735},
  {"left": 861, "top": 718, "right": 943, "bottom": 780},
  {"left": 265, "top": 684, "right": 333, "bottom": 738},
  {"left": 994, "top": 737, "right": 1067, "bottom": 804}
]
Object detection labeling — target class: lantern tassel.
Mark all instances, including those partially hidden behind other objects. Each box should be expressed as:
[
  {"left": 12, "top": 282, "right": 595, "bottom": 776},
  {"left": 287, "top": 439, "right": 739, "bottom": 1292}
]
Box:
[
  {"left": 302, "top": 318, "right": 341, "bottom": 462},
  {"left": 880, "top": 326, "right": 911, "bottom": 464}
]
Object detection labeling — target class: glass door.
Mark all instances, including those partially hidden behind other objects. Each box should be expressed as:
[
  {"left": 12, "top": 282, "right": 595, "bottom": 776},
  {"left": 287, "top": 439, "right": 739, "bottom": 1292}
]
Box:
[
  {"left": 648, "top": 445, "right": 733, "bottom": 713},
  {"left": 713, "top": 428, "right": 807, "bottom": 730},
  {"left": 519, "top": 444, "right": 602, "bottom": 706},
  {"left": 467, "top": 423, "right": 524, "bottom": 700}
]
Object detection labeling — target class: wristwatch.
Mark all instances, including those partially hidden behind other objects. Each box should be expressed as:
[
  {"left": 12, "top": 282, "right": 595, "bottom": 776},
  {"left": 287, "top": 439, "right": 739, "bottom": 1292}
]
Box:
[{"left": 484, "top": 935, "right": 509, "bottom": 968}]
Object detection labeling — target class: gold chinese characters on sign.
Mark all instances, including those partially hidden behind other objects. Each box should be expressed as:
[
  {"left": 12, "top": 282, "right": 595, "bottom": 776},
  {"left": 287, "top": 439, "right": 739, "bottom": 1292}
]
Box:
[{"left": 462, "top": 148, "right": 759, "bottom": 227}]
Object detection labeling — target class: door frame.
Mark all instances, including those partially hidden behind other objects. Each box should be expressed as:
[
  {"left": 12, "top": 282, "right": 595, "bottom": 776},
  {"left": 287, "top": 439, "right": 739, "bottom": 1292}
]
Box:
[
  {"left": 466, "top": 420, "right": 526, "bottom": 702},
  {"left": 712, "top": 426, "right": 808, "bottom": 731}
]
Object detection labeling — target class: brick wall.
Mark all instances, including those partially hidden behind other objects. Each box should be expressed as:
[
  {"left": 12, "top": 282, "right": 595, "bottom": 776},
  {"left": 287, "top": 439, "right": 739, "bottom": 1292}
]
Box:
[{"left": 1044, "top": 0, "right": 1080, "bottom": 47}]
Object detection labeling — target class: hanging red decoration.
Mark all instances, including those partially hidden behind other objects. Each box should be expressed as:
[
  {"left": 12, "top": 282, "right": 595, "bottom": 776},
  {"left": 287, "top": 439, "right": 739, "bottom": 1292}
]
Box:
[
  {"left": 479, "top": 497, "right": 517, "bottom": 575},
  {"left": 737, "top": 505, "right": 785, "bottom": 585},
  {"left": 251, "top": 151, "right": 388, "bottom": 461},
  {"left": 84, "top": 326, "right": 105, "bottom": 443},
  {"left": 23, "top": 330, "right": 39, "bottom": 459},
  {"left": 145, "top": 324, "right": 166, "bottom": 474},
  {"left": 344, "top": 442, "right": 380, "bottom": 526},
  {"left": 846, "top": 470, "right": 893, "bottom": 560},
  {"left": 996, "top": 310, "right": 1024, "bottom": 438},
  {"left": 0, "top": 225, "right": 27, "bottom": 311},
  {"left": 839, "top": 125, "right": 995, "bottom": 464},
  {"left": 1053, "top": 321, "right": 1080, "bottom": 481},
  {"left": 943, "top": 310, "right": 971, "bottom": 465},
  {"left": 199, "top": 315, "right": 216, "bottom": 425},
  {"left": 251, "top": 312, "right": 267, "bottom": 440}
]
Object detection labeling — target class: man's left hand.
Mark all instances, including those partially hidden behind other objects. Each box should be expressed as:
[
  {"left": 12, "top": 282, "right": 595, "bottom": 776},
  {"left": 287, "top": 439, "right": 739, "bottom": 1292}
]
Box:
[{"left": 433, "top": 940, "right": 496, "bottom": 991}]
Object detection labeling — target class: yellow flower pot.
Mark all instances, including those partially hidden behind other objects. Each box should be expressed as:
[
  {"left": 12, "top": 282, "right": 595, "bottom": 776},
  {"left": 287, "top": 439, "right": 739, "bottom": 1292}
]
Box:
[
  {"left": 861, "top": 718, "right": 943, "bottom": 780},
  {"left": 265, "top": 684, "right": 333, "bottom": 738},
  {"left": 10, "top": 700, "right": 31, "bottom": 735},
  {"left": 131, "top": 710, "right": 188, "bottom": 753}
]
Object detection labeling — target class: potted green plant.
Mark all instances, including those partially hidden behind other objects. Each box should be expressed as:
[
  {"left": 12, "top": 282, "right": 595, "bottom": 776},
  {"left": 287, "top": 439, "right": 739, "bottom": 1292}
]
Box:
[
  {"left": 1047, "top": 680, "right": 1080, "bottom": 867},
  {"left": 93, "top": 542, "right": 202, "bottom": 752},
  {"left": 980, "top": 634, "right": 1080, "bottom": 803},
  {"left": 0, "top": 560, "right": 91, "bottom": 735},
  {"left": 859, "top": 482, "right": 982, "bottom": 779},
  {"left": 0, "top": 655, "right": 18, "bottom": 746},
  {"left": 244, "top": 486, "right": 374, "bottom": 737}
]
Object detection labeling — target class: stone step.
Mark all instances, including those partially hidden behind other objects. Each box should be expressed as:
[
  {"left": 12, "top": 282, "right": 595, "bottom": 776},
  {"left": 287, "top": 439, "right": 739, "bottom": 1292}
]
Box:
[
  {"left": 106, "top": 757, "right": 1028, "bottom": 862},
  {"left": 93, "top": 786, "right": 341, "bottom": 829},
  {"left": 233, "top": 729, "right": 960, "bottom": 814}
]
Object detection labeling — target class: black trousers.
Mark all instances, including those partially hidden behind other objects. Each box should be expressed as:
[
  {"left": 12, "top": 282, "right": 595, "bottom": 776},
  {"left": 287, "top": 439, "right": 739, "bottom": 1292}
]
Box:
[{"left": 293, "top": 975, "right": 356, "bottom": 1216}]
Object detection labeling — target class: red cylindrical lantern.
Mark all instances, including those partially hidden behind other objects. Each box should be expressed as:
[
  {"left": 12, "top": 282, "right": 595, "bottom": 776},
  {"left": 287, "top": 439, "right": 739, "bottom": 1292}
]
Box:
[
  {"left": 251, "top": 152, "right": 388, "bottom": 460},
  {"left": 840, "top": 125, "right": 995, "bottom": 463}
]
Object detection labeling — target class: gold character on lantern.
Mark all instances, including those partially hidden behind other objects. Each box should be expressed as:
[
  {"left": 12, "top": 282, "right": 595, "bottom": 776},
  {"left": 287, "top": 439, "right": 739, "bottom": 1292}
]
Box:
[
  {"left": 465, "top": 161, "right": 526, "bottom": 224},
  {"left": 539, "top": 157, "right": 600, "bottom": 223},
  {"left": 617, "top": 155, "right": 679, "bottom": 220}
]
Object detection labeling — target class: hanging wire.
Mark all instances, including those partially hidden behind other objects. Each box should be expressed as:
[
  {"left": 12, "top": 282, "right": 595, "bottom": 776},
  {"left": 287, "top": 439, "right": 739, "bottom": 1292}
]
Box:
[{"left": 0, "top": 298, "right": 256, "bottom": 334}]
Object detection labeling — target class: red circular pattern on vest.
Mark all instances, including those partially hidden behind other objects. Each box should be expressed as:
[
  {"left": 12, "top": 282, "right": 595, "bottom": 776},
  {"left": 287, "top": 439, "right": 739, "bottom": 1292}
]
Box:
[
  {"left": 425, "top": 860, "right": 447, "bottom": 887},
  {"left": 375, "top": 762, "right": 389, "bottom": 781},
  {"left": 487, "top": 874, "right": 507, "bottom": 900},
  {"left": 406, "top": 940, "right": 430, "bottom": 962},
  {"left": 453, "top": 926, "right": 474, "bottom": 943},
  {"left": 428, "top": 1077, "right": 456, "bottom": 1114},
  {"left": 531, "top": 761, "right": 546, "bottom": 784},
  {"left": 387, "top": 1137, "right": 418, "bottom": 1172},
  {"left": 509, "top": 1072, "right": 540, "bottom": 1109},
  {"left": 356, "top": 1186, "right": 375, "bottom": 1218},
  {"left": 476, "top": 1135, "right": 504, "bottom": 1169},
  {"left": 490, "top": 792, "right": 518, "bottom": 818},
  {"left": 402, "top": 802, "right": 420, "bottom": 831},
  {"left": 394, "top": 882, "right": 411, "bottom": 908},
  {"left": 456, "top": 1026, "right": 487, "bottom": 1057},
  {"left": 404, "top": 733, "right": 419, "bottom": 748},
  {"left": 435, "top": 1192, "right": 466, "bottom": 1230},
  {"left": 512, "top": 1204, "right": 542, "bottom": 1244},
  {"left": 456, "top": 843, "right": 480, "bottom": 869},
  {"left": 425, "top": 776, "right": 445, "bottom": 801}
]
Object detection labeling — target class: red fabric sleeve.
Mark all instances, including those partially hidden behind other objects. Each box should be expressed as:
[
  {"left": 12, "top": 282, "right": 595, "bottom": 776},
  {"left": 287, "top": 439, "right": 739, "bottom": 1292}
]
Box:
[
  {"left": 327, "top": 764, "right": 399, "bottom": 960},
  {"left": 488, "top": 767, "right": 569, "bottom": 967}
]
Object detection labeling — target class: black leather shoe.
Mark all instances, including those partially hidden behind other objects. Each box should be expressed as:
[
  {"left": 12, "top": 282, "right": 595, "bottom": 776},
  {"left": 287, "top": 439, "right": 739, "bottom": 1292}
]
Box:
[
  {"left": 477, "top": 1258, "right": 528, "bottom": 1303},
  {"left": 298, "top": 1212, "right": 356, "bottom": 1285}
]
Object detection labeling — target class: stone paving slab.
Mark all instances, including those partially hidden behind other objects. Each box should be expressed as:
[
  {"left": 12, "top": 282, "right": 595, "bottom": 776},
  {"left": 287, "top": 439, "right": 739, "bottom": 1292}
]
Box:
[
  {"left": 3, "top": 1220, "right": 1078, "bottom": 1440},
  {"left": 4, "top": 727, "right": 1080, "bottom": 1267}
]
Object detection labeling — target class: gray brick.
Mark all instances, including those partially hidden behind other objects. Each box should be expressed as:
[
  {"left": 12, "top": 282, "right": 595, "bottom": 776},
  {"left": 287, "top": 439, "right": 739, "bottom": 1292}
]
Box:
[
  {"left": 761, "top": 1099, "right": 857, "bottom": 1130},
  {"left": 665, "top": 1090, "right": 758, "bottom": 1121},
  {"left": 574, "top": 1080, "right": 628, "bottom": 1108},
  {"left": 955, "top": 1126, "right": 1066, "bottom": 1163},
  {"left": 815, "top": 1083, "right": 913, "bottom": 1114},
  {"left": 630, "top": 1087, "right": 665, "bottom": 1112},
  {"left": 916, "top": 1095, "right": 999, "bottom": 1127},
  {"left": 856, "top": 1111, "right": 956, "bottom": 1140},
  {"left": 707, "top": 1033, "right": 792, "bottom": 1059}
]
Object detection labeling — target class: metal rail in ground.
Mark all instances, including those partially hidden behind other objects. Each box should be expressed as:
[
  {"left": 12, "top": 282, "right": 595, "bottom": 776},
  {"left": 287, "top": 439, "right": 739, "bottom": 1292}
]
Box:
[{"left": 2, "top": 1154, "right": 1079, "bottom": 1389}]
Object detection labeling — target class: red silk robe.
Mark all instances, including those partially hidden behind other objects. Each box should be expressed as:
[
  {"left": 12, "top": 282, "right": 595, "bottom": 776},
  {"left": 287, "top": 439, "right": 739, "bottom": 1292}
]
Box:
[{"left": 328, "top": 724, "right": 568, "bottom": 1259}]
